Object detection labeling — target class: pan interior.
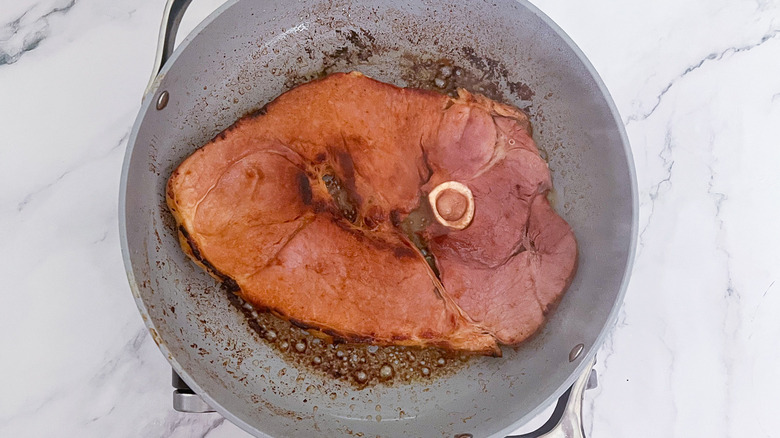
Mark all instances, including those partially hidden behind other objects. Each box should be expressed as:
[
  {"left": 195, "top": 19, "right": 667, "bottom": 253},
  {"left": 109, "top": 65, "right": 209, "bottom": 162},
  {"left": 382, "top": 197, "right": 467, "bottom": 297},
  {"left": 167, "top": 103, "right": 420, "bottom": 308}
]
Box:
[{"left": 122, "top": 0, "right": 634, "bottom": 436}]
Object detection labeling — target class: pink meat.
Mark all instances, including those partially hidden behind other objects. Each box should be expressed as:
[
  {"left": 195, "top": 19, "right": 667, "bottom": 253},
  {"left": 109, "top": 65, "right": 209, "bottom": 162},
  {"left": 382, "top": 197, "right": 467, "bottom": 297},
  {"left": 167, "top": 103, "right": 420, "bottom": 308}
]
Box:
[{"left": 420, "top": 89, "right": 577, "bottom": 344}]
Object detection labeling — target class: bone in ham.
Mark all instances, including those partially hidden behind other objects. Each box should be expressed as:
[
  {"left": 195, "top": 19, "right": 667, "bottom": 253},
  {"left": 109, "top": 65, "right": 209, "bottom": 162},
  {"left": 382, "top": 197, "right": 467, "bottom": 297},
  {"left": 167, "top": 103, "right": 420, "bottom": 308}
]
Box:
[{"left": 167, "top": 72, "right": 577, "bottom": 356}]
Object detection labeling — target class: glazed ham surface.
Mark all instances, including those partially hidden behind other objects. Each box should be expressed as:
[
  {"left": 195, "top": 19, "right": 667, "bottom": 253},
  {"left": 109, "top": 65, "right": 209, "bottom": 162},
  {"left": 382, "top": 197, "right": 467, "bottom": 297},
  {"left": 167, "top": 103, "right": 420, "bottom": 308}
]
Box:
[{"left": 167, "top": 72, "right": 577, "bottom": 355}]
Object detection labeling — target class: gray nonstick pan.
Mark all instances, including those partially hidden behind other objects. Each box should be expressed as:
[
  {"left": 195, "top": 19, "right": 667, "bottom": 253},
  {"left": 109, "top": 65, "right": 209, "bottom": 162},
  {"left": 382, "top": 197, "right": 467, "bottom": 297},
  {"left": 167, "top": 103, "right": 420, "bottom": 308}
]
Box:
[{"left": 119, "top": 0, "right": 637, "bottom": 436}]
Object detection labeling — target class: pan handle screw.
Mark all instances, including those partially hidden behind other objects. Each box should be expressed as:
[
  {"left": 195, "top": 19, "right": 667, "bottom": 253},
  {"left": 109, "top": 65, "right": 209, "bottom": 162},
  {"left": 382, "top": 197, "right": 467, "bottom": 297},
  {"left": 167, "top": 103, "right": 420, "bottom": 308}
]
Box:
[
  {"left": 569, "top": 343, "right": 585, "bottom": 362},
  {"left": 157, "top": 90, "right": 170, "bottom": 110}
]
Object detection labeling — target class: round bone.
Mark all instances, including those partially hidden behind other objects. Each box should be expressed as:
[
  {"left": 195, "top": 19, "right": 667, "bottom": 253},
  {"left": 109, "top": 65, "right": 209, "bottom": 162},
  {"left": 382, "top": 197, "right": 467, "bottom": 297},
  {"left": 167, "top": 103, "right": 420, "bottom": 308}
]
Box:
[{"left": 428, "top": 181, "right": 475, "bottom": 230}]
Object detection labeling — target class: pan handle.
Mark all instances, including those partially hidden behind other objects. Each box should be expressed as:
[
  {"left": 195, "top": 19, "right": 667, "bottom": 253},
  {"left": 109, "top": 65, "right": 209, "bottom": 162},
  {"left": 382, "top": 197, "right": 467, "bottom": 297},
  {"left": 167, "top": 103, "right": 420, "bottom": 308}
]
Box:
[
  {"left": 506, "top": 355, "right": 596, "bottom": 438},
  {"left": 144, "top": 0, "right": 194, "bottom": 97},
  {"left": 172, "top": 369, "right": 215, "bottom": 413}
]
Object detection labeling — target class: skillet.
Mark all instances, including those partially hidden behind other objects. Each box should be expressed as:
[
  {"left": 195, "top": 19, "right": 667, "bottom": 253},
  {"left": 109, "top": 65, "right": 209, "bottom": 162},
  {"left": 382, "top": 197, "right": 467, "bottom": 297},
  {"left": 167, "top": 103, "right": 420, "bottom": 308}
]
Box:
[{"left": 119, "top": 0, "right": 638, "bottom": 436}]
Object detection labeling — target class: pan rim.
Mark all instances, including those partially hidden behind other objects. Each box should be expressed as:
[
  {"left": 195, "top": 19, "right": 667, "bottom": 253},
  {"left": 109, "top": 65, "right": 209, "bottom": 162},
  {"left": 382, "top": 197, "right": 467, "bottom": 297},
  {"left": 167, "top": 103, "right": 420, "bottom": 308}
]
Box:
[{"left": 119, "top": 0, "right": 639, "bottom": 436}]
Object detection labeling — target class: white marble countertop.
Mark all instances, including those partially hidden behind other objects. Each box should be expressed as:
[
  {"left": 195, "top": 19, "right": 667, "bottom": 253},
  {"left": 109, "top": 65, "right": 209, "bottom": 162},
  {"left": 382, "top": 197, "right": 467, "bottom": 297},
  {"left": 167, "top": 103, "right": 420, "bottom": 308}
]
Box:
[{"left": 2, "top": 0, "right": 779, "bottom": 436}]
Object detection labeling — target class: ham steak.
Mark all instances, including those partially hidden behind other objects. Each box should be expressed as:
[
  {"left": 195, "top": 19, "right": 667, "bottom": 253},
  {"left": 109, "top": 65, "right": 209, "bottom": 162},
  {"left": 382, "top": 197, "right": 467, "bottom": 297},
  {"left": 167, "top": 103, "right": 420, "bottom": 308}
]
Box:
[{"left": 167, "top": 72, "right": 577, "bottom": 356}]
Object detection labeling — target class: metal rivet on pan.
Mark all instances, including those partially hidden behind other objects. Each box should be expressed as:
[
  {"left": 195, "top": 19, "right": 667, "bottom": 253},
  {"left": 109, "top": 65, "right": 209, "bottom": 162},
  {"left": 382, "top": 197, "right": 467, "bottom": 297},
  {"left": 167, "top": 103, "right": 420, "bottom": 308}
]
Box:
[
  {"left": 454, "top": 434, "right": 473, "bottom": 438},
  {"left": 569, "top": 343, "right": 585, "bottom": 362},
  {"left": 156, "top": 90, "right": 169, "bottom": 110}
]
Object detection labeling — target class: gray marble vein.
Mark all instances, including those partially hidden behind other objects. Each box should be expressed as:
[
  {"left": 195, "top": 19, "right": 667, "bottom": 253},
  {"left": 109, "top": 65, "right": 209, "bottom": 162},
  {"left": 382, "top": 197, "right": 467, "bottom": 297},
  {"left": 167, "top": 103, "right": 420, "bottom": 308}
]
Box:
[
  {"left": 706, "top": 163, "right": 737, "bottom": 298},
  {"left": 626, "top": 27, "right": 780, "bottom": 124},
  {"left": 638, "top": 130, "right": 675, "bottom": 249},
  {"left": 16, "top": 130, "right": 129, "bottom": 212},
  {"left": 202, "top": 418, "right": 228, "bottom": 437},
  {"left": 0, "top": 0, "right": 77, "bottom": 65}
]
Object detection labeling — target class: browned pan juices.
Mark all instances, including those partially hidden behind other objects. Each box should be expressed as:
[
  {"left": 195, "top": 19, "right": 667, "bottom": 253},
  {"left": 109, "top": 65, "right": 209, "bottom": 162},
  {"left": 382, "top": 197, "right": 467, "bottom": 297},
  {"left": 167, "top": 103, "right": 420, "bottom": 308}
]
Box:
[
  {"left": 280, "top": 27, "right": 534, "bottom": 110},
  {"left": 228, "top": 291, "right": 471, "bottom": 388}
]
